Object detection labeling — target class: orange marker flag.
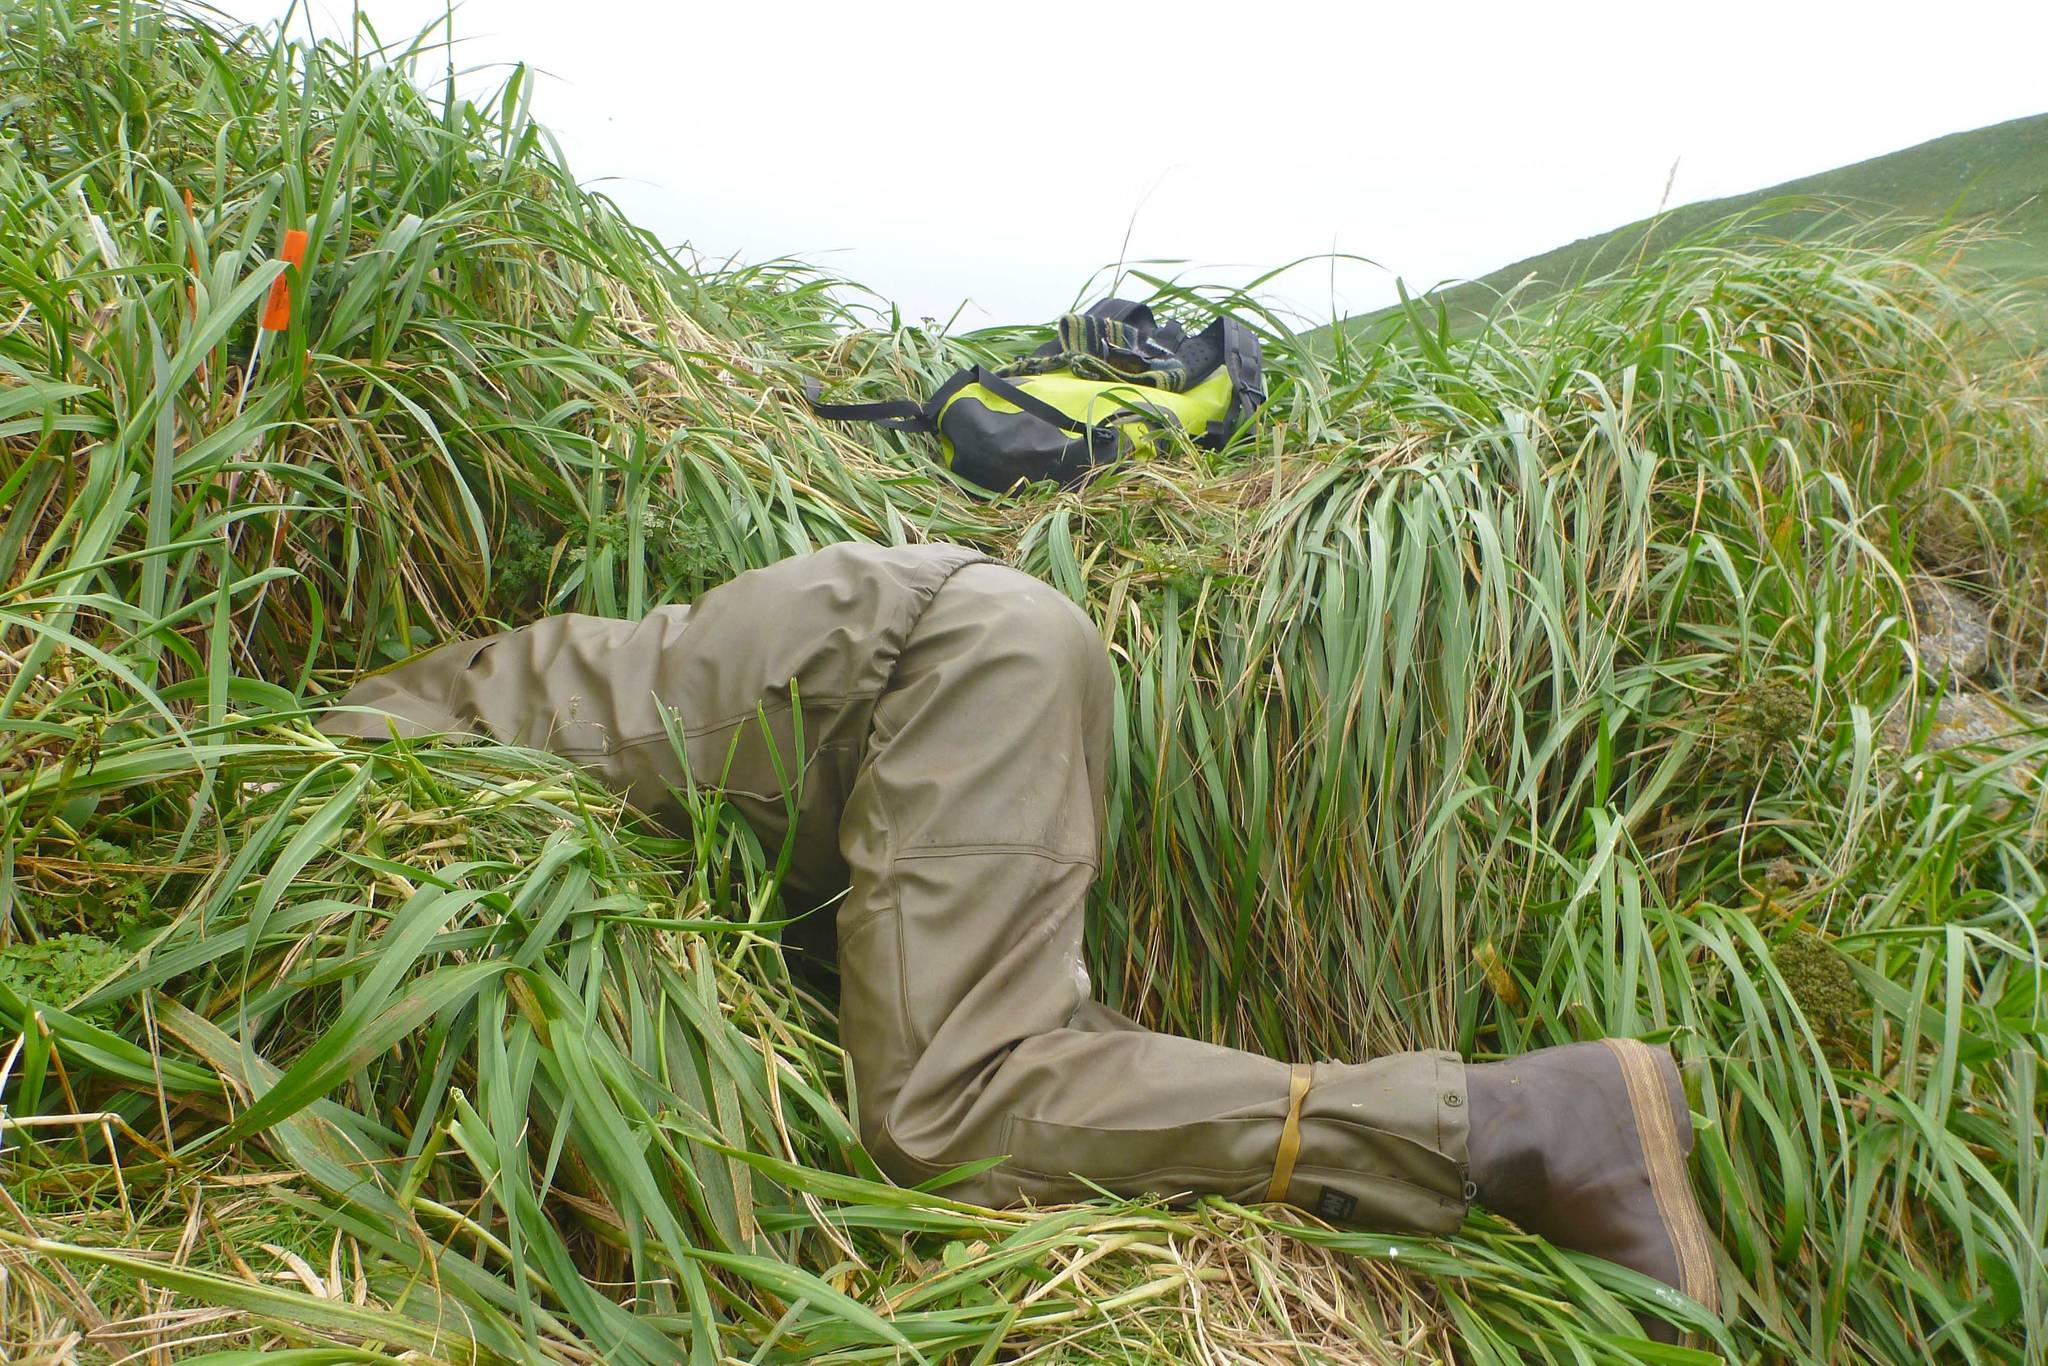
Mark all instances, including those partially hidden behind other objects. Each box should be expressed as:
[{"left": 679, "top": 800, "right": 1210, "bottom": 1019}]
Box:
[
  {"left": 184, "top": 189, "right": 207, "bottom": 384},
  {"left": 260, "top": 229, "right": 309, "bottom": 331},
  {"left": 182, "top": 189, "right": 200, "bottom": 300}
]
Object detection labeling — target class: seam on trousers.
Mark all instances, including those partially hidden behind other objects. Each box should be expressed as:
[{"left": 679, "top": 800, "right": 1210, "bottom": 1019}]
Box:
[
  {"left": 1012, "top": 1109, "right": 1458, "bottom": 1168},
  {"left": 1435, "top": 1053, "right": 1444, "bottom": 1157},
  {"left": 581, "top": 695, "right": 872, "bottom": 790},
  {"left": 678, "top": 690, "right": 878, "bottom": 739},
  {"left": 1007, "top": 1158, "right": 1268, "bottom": 1185},
  {"left": 548, "top": 693, "right": 876, "bottom": 755},
  {"left": 894, "top": 842, "right": 1098, "bottom": 869},
  {"left": 1000, "top": 1158, "right": 1464, "bottom": 1211},
  {"left": 868, "top": 552, "right": 1005, "bottom": 1062},
  {"left": 439, "top": 638, "right": 479, "bottom": 712},
  {"left": 836, "top": 895, "right": 896, "bottom": 940},
  {"left": 880, "top": 793, "right": 914, "bottom": 1055},
  {"left": 706, "top": 740, "right": 856, "bottom": 803}
]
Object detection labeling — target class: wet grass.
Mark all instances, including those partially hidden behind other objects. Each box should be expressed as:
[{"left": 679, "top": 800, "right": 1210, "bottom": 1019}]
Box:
[{"left": 2, "top": 3, "right": 2045, "bottom": 1363}]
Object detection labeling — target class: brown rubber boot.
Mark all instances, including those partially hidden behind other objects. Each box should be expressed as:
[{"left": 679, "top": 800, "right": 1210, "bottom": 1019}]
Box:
[{"left": 1465, "top": 1039, "right": 1721, "bottom": 1344}]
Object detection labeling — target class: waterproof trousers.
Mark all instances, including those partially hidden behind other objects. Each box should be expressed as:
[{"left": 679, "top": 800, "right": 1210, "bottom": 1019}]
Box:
[{"left": 319, "top": 543, "right": 1472, "bottom": 1230}]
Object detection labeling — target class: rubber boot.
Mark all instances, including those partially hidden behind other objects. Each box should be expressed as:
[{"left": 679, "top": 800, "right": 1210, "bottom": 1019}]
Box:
[{"left": 1465, "top": 1039, "right": 1721, "bottom": 1344}]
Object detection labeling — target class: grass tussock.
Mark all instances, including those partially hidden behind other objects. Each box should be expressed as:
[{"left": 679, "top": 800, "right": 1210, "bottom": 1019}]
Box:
[{"left": 2, "top": 3, "right": 2046, "bottom": 1363}]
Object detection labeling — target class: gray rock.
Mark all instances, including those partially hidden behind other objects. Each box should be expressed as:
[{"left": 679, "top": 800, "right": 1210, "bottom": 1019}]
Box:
[
  {"left": 1880, "top": 689, "right": 2036, "bottom": 754},
  {"left": 1908, "top": 577, "right": 1993, "bottom": 681}
]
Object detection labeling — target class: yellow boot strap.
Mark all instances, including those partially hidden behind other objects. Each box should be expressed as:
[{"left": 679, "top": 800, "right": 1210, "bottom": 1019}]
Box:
[{"left": 1266, "top": 1064, "right": 1314, "bottom": 1202}]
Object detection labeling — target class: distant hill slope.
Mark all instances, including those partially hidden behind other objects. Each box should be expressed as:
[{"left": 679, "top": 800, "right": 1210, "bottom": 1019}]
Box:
[{"left": 1335, "top": 112, "right": 2048, "bottom": 340}]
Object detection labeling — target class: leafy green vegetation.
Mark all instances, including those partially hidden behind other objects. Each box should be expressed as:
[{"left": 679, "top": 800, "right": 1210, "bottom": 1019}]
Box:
[
  {"left": 2, "top": 3, "right": 2044, "bottom": 1363},
  {"left": 1337, "top": 112, "right": 2048, "bottom": 342}
]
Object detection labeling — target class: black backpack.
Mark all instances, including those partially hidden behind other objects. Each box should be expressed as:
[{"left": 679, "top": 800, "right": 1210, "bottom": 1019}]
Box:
[{"left": 803, "top": 298, "right": 1265, "bottom": 493}]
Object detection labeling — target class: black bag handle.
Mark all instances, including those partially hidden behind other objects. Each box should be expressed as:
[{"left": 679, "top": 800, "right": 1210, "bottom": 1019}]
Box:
[
  {"left": 801, "top": 374, "right": 932, "bottom": 432},
  {"left": 1080, "top": 297, "right": 1189, "bottom": 353},
  {"left": 1082, "top": 297, "right": 1156, "bottom": 329},
  {"left": 803, "top": 368, "right": 1105, "bottom": 440},
  {"left": 963, "top": 366, "right": 1092, "bottom": 433}
]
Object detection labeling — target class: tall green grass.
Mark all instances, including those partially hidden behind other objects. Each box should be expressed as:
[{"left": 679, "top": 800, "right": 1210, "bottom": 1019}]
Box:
[{"left": 2, "top": 3, "right": 2045, "bottom": 1362}]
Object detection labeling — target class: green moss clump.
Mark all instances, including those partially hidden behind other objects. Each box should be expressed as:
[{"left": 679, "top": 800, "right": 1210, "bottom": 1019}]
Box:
[
  {"left": 1739, "top": 677, "right": 1809, "bottom": 766},
  {"left": 1772, "top": 932, "right": 1867, "bottom": 1067}
]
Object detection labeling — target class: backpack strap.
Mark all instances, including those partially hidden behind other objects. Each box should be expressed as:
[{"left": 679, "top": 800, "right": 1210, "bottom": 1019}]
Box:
[
  {"left": 958, "top": 366, "right": 1089, "bottom": 431},
  {"left": 800, "top": 374, "right": 933, "bottom": 432},
  {"left": 1082, "top": 297, "right": 1156, "bottom": 328},
  {"left": 1085, "top": 297, "right": 1188, "bottom": 352},
  {"left": 803, "top": 368, "right": 1103, "bottom": 437},
  {"left": 1172, "top": 315, "right": 1266, "bottom": 445},
  {"left": 1218, "top": 317, "right": 1266, "bottom": 419}
]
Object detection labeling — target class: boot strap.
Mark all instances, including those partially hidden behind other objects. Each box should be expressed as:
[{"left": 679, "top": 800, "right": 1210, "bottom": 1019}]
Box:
[{"left": 1265, "top": 1064, "right": 1314, "bottom": 1202}]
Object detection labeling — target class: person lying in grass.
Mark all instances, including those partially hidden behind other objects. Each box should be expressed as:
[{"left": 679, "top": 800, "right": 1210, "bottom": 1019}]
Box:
[{"left": 319, "top": 542, "right": 1721, "bottom": 1343}]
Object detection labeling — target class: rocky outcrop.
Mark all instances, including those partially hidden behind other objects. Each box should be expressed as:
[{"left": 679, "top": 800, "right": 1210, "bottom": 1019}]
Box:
[
  {"left": 1881, "top": 577, "right": 2045, "bottom": 761},
  {"left": 1908, "top": 577, "right": 1993, "bottom": 682},
  {"left": 1888, "top": 690, "right": 2035, "bottom": 754}
]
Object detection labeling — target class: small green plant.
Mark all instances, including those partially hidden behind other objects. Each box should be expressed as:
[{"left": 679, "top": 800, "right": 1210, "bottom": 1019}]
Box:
[
  {"left": 0, "top": 934, "right": 127, "bottom": 1019},
  {"left": 492, "top": 516, "right": 558, "bottom": 610}
]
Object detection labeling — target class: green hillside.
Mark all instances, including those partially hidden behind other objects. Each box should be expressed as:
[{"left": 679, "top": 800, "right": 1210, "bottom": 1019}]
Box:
[{"left": 1340, "top": 113, "right": 2048, "bottom": 339}]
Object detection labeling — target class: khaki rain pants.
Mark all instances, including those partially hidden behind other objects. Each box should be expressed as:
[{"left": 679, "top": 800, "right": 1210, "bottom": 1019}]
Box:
[{"left": 318, "top": 543, "right": 1472, "bottom": 1230}]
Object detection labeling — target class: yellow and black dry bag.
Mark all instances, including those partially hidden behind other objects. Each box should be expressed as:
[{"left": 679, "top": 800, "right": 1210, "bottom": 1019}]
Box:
[{"left": 803, "top": 298, "right": 1265, "bottom": 493}]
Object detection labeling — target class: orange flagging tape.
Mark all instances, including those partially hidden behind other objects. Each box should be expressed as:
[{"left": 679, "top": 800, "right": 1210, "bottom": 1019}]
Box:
[
  {"left": 1265, "top": 1063, "right": 1313, "bottom": 1203},
  {"left": 260, "top": 228, "right": 309, "bottom": 331},
  {"left": 182, "top": 189, "right": 199, "bottom": 307},
  {"left": 182, "top": 190, "right": 203, "bottom": 386}
]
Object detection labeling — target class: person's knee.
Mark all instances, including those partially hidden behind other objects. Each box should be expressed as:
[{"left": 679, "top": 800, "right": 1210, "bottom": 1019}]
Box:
[
  {"left": 859, "top": 1112, "right": 917, "bottom": 1184},
  {"left": 855, "top": 1098, "right": 954, "bottom": 1190},
  {"left": 959, "top": 565, "right": 1109, "bottom": 694}
]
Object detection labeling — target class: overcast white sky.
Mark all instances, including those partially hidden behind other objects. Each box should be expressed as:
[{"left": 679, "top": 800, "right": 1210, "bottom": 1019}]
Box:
[{"left": 220, "top": 0, "right": 2048, "bottom": 330}]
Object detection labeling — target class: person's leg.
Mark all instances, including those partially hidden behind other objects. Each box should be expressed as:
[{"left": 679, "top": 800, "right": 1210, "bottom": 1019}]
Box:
[
  {"left": 314, "top": 543, "right": 991, "bottom": 912},
  {"left": 314, "top": 610, "right": 697, "bottom": 819},
  {"left": 829, "top": 559, "right": 1472, "bottom": 1228},
  {"left": 321, "top": 549, "right": 1469, "bottom": 1225},
  {"left": 818, "top": 557, "right": 1715, "bottom": 1342},
  {"left": 318, "top": 543, "right": 1718, "bottom": 1338}
]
